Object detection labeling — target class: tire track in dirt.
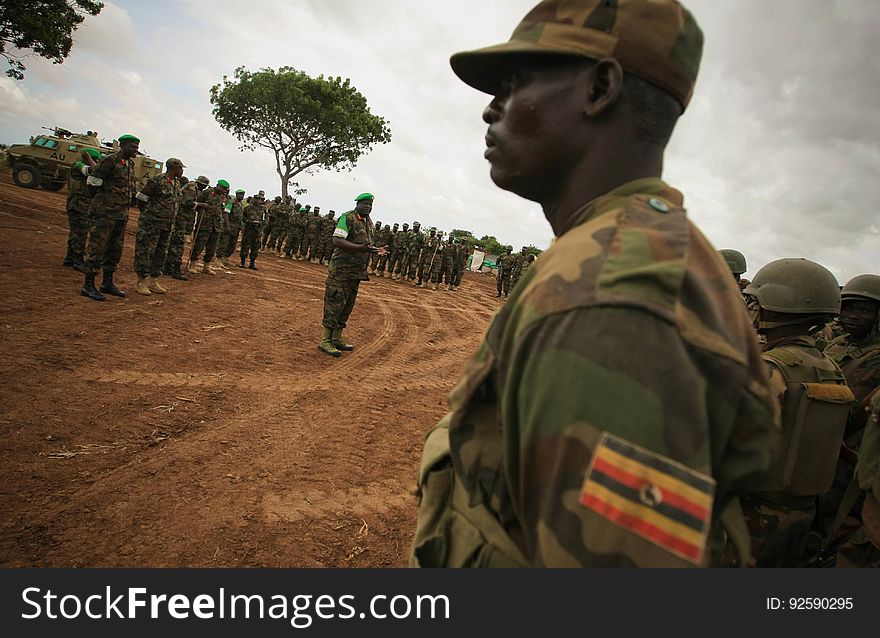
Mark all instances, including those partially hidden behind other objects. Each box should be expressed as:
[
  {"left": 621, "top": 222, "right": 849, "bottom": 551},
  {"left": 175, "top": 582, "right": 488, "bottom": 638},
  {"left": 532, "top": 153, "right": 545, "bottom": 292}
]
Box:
[{"left": 263, "top": 478, "right": 413, "bottom": 523}]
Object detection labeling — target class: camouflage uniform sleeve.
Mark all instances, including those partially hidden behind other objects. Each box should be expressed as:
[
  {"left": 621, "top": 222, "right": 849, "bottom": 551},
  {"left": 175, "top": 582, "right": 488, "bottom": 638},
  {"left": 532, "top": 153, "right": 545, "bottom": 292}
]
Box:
[
  {"left": 89, "top": 155, "right": 115, "bottom": 183},
  {"left": 497, "top": 305, "right": 779, "bottom": 567}
]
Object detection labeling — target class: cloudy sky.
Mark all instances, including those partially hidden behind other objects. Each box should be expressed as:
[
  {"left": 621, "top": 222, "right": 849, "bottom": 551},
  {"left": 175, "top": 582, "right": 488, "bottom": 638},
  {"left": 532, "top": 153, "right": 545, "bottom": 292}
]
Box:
[{"left": 1, "top": 0, "right": 878, "bottom": 280}]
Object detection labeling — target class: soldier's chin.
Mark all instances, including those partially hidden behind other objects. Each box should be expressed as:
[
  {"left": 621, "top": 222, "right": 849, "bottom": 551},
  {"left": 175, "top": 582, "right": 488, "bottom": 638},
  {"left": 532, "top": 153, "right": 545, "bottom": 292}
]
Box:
[{"left": 489, "top": 167, "right": 537, "bottom": 202}]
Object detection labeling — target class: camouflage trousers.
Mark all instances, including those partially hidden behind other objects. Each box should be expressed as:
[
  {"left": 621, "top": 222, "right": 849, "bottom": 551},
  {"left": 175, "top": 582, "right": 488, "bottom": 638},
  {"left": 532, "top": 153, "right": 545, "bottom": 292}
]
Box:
[
  {"left": 392, "top": 252, "right": 408, "bottom": 276},
  {"left": 318, "top": 238, "right": 334, "bottom": 263},
  {"left": 405, "top": 254, "right": 420, "bottom": 280},
  {"left": 322, "top": 277, "right": 361, "bottom": 330},
  {"left": 269, "top": 223, "right": 287, "bottom": 251},
  {"left": 742, "top": 496, "right": 816, "bottom": 567},
  {"left": 164, "top": 210, "right": 194, "bottom": 270},
  {"left": 261, "top": 223, "right": 273, "bottom": 248},
  {"left": 433, "top": 263, "right": 453, "bottom": 285},
  {"left": 240, "top": 223, "right": 260, "bottom": 264},
  {"left": 305, "top": 233, "right": 321, "bottom": 260},
  {"left": 191, "top": 224, "right": 220, "bottom": 265},
  {"left": 215, "top": 226, "right": 230, "bottom": 261},
  {"left": 84, "top": 213, "right": 128, "bottom": 276},
  {"left": 376, "top": 251, "right": 391, "bottom": 273},
  {"left": 497, "top": 270, "right": 512, "bottom": 295},
  {"left": 224, "top": 227, "right": 241, "bottom": 259},
  {"left": 66, "top": 206, "right": 89, "bottom": 260},
  {"left": 133, "top": 214, "right": 172, "bottom": 278},
  {"left": 285, "top": 227, "right": 305, "bottom": 256},
  {"left": 452, "top": 266, "right": 464, "bottom": 287}
]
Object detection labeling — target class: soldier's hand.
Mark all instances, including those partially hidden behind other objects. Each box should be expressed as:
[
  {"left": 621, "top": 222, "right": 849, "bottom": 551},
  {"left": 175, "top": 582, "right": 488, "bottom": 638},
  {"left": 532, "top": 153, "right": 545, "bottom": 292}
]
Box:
[
  {"left": 376, "top": 246, "right": 388, "bottom": 256},
  {"left": 363, "top": 243, "right": 380, "bottom": 254}
]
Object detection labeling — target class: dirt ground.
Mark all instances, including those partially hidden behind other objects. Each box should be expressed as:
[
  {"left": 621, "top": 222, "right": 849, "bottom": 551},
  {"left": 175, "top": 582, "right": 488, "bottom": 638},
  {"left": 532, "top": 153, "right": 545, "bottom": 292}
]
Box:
[{"left": 0, "top": 173, "right": 499, "bottom": 567}]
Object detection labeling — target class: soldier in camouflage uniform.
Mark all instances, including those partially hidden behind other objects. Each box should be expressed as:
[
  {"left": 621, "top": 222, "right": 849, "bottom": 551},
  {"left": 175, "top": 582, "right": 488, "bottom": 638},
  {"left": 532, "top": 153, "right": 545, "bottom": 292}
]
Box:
[
  {"left": 64, "top": 148, "right": 100, "bottom": 272},
  {"left": 719, "top": 249, "right": 747, "bottom": 286},
  {"left": 437, "top": 236, "right": 456, "bottom": 291},
  {"left": 450, "top": 238, "right": 467, "bottom": 290},
  {"left": 80, "top": 134, "right": 140, "bottom": 302},
  {"left": 269, "top": 195, "right": 292, "bottom": 256},
  {"left": 319, "top": 193, "right": 378, "bottom": 357},
  {"left": 389, "top": 223, "right": 409, "bottom": 279},
  {"left": 836, "top": 389, "right": 880, "bottom": 568},
  {"left": 284, "top": 204, "right": 306, "bottom": 259},
  {"left": 189, "top": 179, "right": 230, "bottom": 275},
  {"left": 224, "top": 189, "right": 246, "bottom": 262},
  {"left": 304, "top": 207, "right": 323, "bottom": 263},
  {"left": 164, "top": 174, "right": 208, "bottom": 281},
  {"left": 740, "top": 259, "right": 853, "bottom": 567},
  {"left": 404, "top": 222, "right": 424, "bottom": 283},
  {"left": 369, "top": 220, "right": 384, "bottom": 273},
  {"left": 510, "top": 246, "right": 529, "bottom": 290},
  {"left": 239, "top": 192, "right": 266, "bottom": 269},
  {"left": 418, "top": 228, "right": 441, "bottom": 288},
  {"left": 132, "top": 158, "right": 184, "bottom": 296},
  {"left": 317, "top": 209, "right": 337, "bottom": 265},
  {"left": 411, "top": 0, "right": 779, "bottom": 568},
  {"left": 495, "top": 246, "right": 514, "bottom": 297},
  {"left": 261, "top": 196, "right": 280, "bottom": 250},
  {"left": 377, "top": 223, "right": 397, "bottom": 277}
]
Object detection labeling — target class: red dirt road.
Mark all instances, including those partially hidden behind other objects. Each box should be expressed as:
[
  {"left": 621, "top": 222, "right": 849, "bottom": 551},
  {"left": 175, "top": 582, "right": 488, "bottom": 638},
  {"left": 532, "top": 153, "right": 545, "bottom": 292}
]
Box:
[{"left": 0, "top": 174, "right": 498, "bottom": 567}]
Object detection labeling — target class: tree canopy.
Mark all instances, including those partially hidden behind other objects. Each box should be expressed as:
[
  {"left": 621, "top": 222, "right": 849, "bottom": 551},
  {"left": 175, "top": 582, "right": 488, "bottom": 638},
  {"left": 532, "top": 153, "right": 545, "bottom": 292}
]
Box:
[
  {"left": 210, "top": 66, "right": 392, "bottom": 198},
  {"left": 1, "top": 0, "right": 103, "bottom": 80}
]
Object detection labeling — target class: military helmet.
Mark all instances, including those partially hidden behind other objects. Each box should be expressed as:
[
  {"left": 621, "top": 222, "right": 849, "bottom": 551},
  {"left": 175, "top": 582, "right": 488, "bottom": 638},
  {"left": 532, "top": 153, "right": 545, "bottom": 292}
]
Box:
[
  {"left": 840, "top": 274, "right": 880, "bottom": 304},
  {"left": 744, "top": 258, "right": 840, "bottom": 314},
  {"left": 719, "top": 249, "right": 747, "bottom": 275},
  {"left": 507, "top": 245, "right": 513, "bottom": 251},
  {"left": 413, "top": 221, "right": 421, "bottom": 228}
]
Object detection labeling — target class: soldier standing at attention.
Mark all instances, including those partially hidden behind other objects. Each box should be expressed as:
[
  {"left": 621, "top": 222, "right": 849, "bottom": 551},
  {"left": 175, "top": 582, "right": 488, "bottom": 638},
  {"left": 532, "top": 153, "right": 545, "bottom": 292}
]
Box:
[
  {"left": 261, "top": 196, "right": 280, "bottom": 250},
  {"left": 284, "top": 203, "right": 304, "bottom": 259},
  {"left": 189, "top": 179, "right": 230, "bottom": 275},
  {"left": 64, "top": 148, "right": 100, "bottom": 272},
  {"left": 305, "top": 206, "right": 323, "bottom": 263},
  {"left": 404, "top": 221, "right": 424, "bottom": 284},
  {"left": 369, "top": 220, "right": 384, "bottom": 273},
  {"left": 132, "top": 158, "right": 184, "bottom": 296},
  {"left": 378, "top": 223, "right": 397, "bottom": 277},
  {"left": 239, "top": 192, "right": 266, "bottom": 269},
  {"left": 164, "top": 175, "right": 208, "bottom": 281},
  {"left": 319, "top": 193, "right": 379, "bottom": 357},
  {"left": 410, "top": 0, "right": 779, "bottom": 568},
  {"left": 224, "top": 189, "right": 246, "bottom": 263},
  {"left": 495, "top": 245, "right": 514, "bottom": 298},
  {"left": 80, "top": 133, "right": 140, "bottom": 302},
  {"left": 510, "top": 246, "right": 529, "bottom": 289},
  {"left": 389, "top": 223, "right": 408, "bottom": 280},
  {"left": 740, "top": 259, "right": 853, "bottom": 567},
  {"left": 269, "top": 195, "right": 292, "bottom": 256},
  {"left": 317, "top": 209, "right": 336, "bottom": 265}
]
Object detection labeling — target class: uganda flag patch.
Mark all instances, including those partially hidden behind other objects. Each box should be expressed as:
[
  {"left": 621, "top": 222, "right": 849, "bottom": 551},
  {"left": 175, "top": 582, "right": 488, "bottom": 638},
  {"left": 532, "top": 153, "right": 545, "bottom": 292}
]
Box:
[{"left": 579, "top": 433, "right": 715, "bottom": 565}]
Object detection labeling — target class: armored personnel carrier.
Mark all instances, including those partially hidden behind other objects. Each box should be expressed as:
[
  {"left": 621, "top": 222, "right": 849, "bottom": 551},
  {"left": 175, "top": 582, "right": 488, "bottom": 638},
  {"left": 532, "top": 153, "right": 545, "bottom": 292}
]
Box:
[{"left": 5, "top": 127, "right": 163, "bottom": 191}]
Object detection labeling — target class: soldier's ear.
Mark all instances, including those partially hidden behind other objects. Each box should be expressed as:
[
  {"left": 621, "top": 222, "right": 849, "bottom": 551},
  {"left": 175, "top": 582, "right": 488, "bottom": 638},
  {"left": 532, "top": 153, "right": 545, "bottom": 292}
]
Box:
[{"left": 581, "top": 58, "right": 624, "bottom": 118}]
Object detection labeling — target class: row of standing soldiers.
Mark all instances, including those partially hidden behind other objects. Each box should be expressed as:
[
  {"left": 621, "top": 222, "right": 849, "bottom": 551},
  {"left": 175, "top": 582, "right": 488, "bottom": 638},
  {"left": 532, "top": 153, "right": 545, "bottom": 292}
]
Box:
[
  {"left": 369, "top": 222, "right": 469, "bottom": 291},
  {"left": 494, "top": 245, "right": 535, "bottom": 298},
  {"left": 258, "top": 196, "right": 339, "bottom": 266}
]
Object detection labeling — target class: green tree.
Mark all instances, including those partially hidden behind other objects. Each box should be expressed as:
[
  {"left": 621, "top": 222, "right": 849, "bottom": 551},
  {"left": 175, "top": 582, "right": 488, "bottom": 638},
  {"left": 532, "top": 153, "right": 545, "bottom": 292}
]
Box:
[
  {"left": 1, "top": 1, "right": 103, "bottom": 80},
  {"left": 210, "top": 66, "right": 392, "bottom": 198},
  {"left": 478, "top": 235, "right": 507, "bottom": 256}
]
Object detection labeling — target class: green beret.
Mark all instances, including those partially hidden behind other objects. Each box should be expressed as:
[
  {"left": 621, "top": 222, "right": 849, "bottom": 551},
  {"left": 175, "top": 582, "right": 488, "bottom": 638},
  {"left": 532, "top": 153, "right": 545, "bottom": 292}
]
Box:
[
  {"left": 235, "top": 189, "right": 246, "bottom": 194},
  {"left": 83, "top": 148, "right": 101, "bottom": 160},
  {"left": 118, "top": 134, "right": 140, "bottom": 144},
  {"left": 217, "top": 179, "right": 230, "bottom": 189},
  {"left": 354, "top": 192, "right": 374, "bottom": 202}
]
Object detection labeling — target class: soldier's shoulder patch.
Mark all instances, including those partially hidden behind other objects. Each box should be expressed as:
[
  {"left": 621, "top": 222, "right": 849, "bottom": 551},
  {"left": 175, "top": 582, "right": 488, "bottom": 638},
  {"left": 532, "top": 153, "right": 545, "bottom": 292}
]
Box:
[{"left": 579, "top": 433, "right": 715, "bottom": 565}]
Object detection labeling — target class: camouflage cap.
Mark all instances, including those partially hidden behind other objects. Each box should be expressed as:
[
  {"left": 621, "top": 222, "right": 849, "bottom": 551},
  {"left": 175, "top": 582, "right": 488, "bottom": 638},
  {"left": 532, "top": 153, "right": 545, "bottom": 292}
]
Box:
[
  {"left": 450, "top": 0, "right": 703, "bottom": 109},
  {"left": 165, "top": 157, "right": 185, "bottom": 169},
  {"left": 196, "top": 175, "right": 210, "bottom": 185}
]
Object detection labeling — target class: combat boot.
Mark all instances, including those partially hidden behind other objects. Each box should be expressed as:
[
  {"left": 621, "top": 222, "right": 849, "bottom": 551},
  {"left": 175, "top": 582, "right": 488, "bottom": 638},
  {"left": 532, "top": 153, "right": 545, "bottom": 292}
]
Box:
[
  {"left": 63, "top": 252, "right": 75, "bottom": 268},
  {"left": 248, "top": 260, "right": 258, "bottom": 270},
  {"left": 80, "top": 274, "right": 106, "bottom": 302},
  {"left": 239, "top": 259, "right": 245, "bottom": 268},
  {"left": 318, "top": 327, "right": 342, "bottom": 358},
  {"left": 202, "top": 262, "right": 216, "bottom": 275},
  {"left": 188, "top": 261, "right": 201, "bottom": 275},
  {"left": 221, "top": 256, "right": 230, "bottom": 268},
  {"left": 148, "top": 276, "right": 167, "bottom": 294},
  {"left": 171, "top": 265, "right": 188, "bottom": 281},
  {"left": 72, "top": 255, "right": 84, "bottom": 272},
  {"left": 134, "top": 277, "right": 152, "bottom": 296},
  {"left": 331, "top": 328, "right": 354, "bottom": 351},
  {"left": 100, "top": 272, "right": 126, "bottom": 297}
]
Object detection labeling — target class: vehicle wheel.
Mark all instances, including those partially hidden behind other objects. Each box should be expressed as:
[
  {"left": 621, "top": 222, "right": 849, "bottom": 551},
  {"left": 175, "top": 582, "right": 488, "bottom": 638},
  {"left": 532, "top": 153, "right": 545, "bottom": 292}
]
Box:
[
  {"left": 12, "top": 164, "right": 41, "bottom": 189},
  {"left": 42, "top": 181, "right": 65, "bottom": 192}
]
